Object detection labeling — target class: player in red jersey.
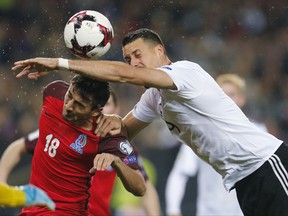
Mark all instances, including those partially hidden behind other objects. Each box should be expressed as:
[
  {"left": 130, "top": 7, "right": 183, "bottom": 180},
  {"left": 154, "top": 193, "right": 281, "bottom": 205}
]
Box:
[
  {"left": 88, "top": 90, "right": 160, "bottom": 216},
  {"left": 0, "top": 91, "right": 160, "bottom": 216},
  {"left": 15, "top": 75, "right": 146, "bottom": 216}
]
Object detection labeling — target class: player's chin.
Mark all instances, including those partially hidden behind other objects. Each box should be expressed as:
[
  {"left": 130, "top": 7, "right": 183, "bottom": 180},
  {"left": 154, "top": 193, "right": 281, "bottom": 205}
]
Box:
[{"left": 62, "top": 112, "right": 74, "bottom": 122}]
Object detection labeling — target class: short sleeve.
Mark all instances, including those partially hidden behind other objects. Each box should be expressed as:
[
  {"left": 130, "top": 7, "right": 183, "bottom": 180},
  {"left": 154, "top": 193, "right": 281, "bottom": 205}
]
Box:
[
  {"left": 159, "top": 61, "right": 206, "bottom": 99},
  {"left": 98, "top": 135, "right": 142, "bottom": 170},
  {"left": 172, "top": 144, "right": 199, "bottom": 176},
  {"left": 24, "top": 130, "right": 39, "bottom": 154},
  {"left": 132, "top": 88, "right": 161, "bottom": 123}
]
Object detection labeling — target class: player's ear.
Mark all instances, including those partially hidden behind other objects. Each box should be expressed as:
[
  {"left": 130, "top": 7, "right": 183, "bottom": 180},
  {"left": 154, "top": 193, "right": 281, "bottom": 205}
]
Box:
[
  {"left": 155, "top": 44, "right": 165, "bottom": 56},
  {"left": 92, "top": 108, "right": 103, "bottom": 117}
]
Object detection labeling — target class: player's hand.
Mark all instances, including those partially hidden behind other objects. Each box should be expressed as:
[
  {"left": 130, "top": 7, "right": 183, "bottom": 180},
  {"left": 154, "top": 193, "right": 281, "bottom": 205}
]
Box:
[
  {"left": 89, "top": 153, "right": 120, "bottom": 174},
  {"left": 20, "top": 184, "right": 55, "bottom": 210},
  {"left": 95, "top": 114, "right": 122, "bottom": 137},
  {"left": 12, "top": 58, "right": 58, "bottom": 79}
]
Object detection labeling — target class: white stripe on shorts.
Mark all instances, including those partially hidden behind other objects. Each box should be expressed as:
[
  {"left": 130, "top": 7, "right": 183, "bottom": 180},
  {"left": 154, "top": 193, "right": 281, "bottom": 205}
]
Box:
[{"left": 268, "top": 154, "right": 288, "bottom": 196}]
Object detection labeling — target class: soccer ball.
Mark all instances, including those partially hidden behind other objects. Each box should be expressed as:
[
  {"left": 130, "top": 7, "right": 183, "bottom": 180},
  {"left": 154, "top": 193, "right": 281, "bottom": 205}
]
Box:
[{"left": 64, "top": 10, "right": 114, "bottom": 59}]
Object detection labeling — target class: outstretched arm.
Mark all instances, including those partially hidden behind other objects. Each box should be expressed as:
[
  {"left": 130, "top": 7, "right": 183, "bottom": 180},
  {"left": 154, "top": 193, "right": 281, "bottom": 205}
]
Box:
[
  {"left": 90, "top": 153, "right": 146, "bottom": 197},
  {"left": 12, "top": 58, "right": 174, "bottom": 89},
  {"left": 0, "top": 138, "right": 27, "bottom": 183}
]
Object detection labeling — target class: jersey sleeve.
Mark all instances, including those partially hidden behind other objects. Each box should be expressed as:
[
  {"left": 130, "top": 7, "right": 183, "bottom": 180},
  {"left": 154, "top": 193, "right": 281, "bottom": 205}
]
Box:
[
  {"left": 98, "top": 135, "right": 142, "bottom": 171},
  {"left": 24, "top": 130, "right": 39, "bottom": 154},
  {"left": 43, "top": 80, "right": 69, "bottom": 101},
  {"left": 132, "top": 149, "right": 148, "bottom": 181},
  {"left": 159, "top": 61, "right": 206, "bottom": 99},
  {"left": 132, "top": 88, "right": 161, "bottom": 123},
  {"left": 171, "top": 144, "right": 199, "bottom": 176}
]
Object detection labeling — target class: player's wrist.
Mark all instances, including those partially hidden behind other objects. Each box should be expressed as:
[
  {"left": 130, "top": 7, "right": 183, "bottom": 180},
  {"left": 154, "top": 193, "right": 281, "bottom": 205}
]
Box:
[
  {"left": 111, "top": 156, "right": 122, "bottom": 169},
  {"left": 113, "top": 114, "right": 122, "bottom": 121},
  {"left": 58, "top": 58, "right": 70, "bottom": 70}
]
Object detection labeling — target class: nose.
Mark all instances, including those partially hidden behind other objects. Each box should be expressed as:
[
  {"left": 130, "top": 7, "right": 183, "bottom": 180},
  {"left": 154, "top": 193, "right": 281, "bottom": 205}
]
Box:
[
  {"left": 130, "top": 57, "right": 140, "bottom": 67},
  {"left": 65, "top": 99, "right": 74, "bottom": 111}
]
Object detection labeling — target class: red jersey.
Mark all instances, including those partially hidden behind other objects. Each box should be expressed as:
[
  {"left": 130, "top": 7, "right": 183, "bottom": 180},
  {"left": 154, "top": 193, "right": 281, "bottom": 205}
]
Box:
[
  {"left": 20, "top": 80, "right": 141, "bottom": 216},
  {"left": 25, "top": 133, "right": 147, "bottom": 216},
  {"left": 89, "top": 170, "right": 116, "bottom": 215}
]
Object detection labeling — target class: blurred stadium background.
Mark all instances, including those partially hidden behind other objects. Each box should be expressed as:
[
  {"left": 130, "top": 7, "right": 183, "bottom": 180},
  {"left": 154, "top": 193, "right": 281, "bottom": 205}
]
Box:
[{"left": 1, "top": 0, "right": 288, "bottom": 215}]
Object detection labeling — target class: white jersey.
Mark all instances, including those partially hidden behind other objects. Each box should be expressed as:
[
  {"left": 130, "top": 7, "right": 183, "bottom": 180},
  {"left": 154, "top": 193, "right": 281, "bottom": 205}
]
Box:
[
  {"left": 166, "top": 144, "right": 243, "bottom": 216},
  {"left": 165, "top": 119, "right": 267, "bottom": 215},
  {"left": 132, "top": 60, "right": 282, "bottom": 190}
]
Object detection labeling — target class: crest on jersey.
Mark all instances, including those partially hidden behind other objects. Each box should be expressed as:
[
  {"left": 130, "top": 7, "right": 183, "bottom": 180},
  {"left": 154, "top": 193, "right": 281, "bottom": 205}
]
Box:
[
  {"left": 70, "top": 134, "right": 87, "bottom": 154},
  {"left": 119, "top": 140, "right": 133, "bottom": 155}
]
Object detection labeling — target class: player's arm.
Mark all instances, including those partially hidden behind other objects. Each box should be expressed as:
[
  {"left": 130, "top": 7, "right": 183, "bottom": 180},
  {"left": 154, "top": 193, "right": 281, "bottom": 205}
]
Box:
[
  {"left": 141, "top": 179, "right": 161, "bottom": 216},
  {"left": 0, "top": 183, "right": 55, "bottom": 210},
  {"left": 165, "top": 167, "right": 189, "bottom": 216},
  {"left": 0, "top": 137, "right": 27, "bottom": 183},
  {"left": 122, "top": 111, "right": 150, "bottom": 140},
  {"left": 12, "top": 58, "right": 175, "bottom": 89},
  {"left": 95, "top": 111, "right": 149, "bottom": 138},
  {"left": 165, "top": 144, "right": 198, "bottom": 216},
  {"left": 90, "top": 153, "right": 146, "bottom": 197},
  {"left": 110, "top": 156, "right": 146, "bottom": 197}
]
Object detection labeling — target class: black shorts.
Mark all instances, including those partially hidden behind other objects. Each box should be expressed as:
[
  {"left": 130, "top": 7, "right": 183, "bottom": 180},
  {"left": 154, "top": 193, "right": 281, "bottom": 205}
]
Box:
[{"left": 235, "top": 143, "right": 288, "bottom": 216}]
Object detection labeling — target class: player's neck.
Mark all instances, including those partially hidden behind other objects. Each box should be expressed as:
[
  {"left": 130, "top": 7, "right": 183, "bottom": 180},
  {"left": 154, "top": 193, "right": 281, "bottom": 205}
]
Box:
[{"left": 74, "top": 118, "right": 94, "bottom": 131}]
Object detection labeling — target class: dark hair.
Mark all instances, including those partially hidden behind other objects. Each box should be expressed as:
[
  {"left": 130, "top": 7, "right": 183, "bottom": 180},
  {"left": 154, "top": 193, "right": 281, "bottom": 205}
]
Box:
[
  {"left": 71, "top": 75, "right": 110, "bottom": 110},
  {"left": 122, "top": 28, "right": 165, "bottom": 48}
]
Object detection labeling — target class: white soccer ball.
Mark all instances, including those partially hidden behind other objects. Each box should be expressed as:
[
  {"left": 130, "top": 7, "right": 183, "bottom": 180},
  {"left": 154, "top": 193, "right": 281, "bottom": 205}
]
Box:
[{"left": 64, "top": 10, "right": 114, "bottom": 59}]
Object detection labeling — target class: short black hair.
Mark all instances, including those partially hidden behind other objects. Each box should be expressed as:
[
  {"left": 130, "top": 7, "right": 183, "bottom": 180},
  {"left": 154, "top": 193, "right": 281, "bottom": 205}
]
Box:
[
  {"left": 71, "top": 75, "right": 110, "bottom": 110},
  {"left": 122, "top": 28, "right": 165, "bottom": 48}
]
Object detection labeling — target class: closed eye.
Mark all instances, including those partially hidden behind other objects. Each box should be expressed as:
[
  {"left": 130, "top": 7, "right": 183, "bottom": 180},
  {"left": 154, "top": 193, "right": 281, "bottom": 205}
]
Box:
[{"left": 124, "top": 57, "right": 131, "bottom": 64}]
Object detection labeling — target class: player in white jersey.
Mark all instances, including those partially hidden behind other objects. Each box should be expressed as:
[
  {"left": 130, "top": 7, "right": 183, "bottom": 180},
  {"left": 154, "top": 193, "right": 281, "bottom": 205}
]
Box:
[
  {"left": 166, "top": 144, "right": 243, "bottom": 216},
  {"left": 12, "top": 28, "right": 288, "bottom": 216},
  {"left": 165, "top": 74, "right": 267, "bottom": 216}
]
